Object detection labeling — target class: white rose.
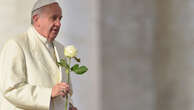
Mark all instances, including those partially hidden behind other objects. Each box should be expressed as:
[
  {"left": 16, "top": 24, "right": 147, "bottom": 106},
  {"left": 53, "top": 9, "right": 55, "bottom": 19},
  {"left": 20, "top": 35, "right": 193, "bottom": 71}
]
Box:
[{"left": 64, "top": 45, "right": 77, "bottom": 58}]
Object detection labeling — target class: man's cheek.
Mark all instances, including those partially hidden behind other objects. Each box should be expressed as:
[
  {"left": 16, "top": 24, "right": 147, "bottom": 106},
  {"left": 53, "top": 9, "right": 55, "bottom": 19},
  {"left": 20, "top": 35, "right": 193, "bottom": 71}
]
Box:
[{"left": 49, "top": 24, "right": 54, "bottom": 31}]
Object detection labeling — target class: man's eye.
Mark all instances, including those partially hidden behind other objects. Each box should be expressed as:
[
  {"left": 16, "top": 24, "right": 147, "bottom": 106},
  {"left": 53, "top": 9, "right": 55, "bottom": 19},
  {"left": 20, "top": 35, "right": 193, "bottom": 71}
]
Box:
[
  {"left": 52, "top": 16, "right": 57, "bottom": 20},
  {"left": 59, "top": 16, "right": 63, "bottom": 20}
]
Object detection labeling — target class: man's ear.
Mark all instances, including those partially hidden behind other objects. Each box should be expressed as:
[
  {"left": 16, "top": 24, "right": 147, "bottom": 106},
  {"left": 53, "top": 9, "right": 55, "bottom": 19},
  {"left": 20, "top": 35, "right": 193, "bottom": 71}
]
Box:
[{"left": 33, "top": 15, "right": 40, "bottom": 27}]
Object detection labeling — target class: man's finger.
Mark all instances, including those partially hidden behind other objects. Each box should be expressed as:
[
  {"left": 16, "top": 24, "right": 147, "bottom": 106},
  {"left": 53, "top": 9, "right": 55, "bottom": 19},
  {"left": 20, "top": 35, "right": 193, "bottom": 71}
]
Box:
[
  {"left": 60, "top": 82, "right": 69, "bottom": 86},
  {"left": 59, "top": 91, "right": 65, "bottom": 97}
]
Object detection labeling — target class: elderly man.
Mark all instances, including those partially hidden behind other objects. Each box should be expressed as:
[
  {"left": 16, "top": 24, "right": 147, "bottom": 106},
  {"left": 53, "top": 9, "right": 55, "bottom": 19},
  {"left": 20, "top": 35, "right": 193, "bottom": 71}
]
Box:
[{"left": 0, "top": 0, "right": 77, "bottom": 110}]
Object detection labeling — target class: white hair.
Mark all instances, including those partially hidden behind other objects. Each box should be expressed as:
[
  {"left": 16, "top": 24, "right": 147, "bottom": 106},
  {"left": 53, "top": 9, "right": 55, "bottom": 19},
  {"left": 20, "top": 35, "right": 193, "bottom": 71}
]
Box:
[{"left": 31, "top": 8, "right": 42, "bottom": 24}]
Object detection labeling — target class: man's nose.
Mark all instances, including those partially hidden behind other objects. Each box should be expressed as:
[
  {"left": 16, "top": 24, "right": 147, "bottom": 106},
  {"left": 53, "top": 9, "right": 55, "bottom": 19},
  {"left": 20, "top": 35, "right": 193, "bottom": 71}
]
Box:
[{"left": 55, "top": 19, "right": 61, "bottom": 27}]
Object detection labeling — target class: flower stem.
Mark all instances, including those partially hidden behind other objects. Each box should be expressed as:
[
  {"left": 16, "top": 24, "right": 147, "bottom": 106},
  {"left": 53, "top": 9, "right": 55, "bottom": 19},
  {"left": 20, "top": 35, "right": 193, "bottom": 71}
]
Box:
[{"left": 65, "top": 57, "right": 71, "bottom": 110}]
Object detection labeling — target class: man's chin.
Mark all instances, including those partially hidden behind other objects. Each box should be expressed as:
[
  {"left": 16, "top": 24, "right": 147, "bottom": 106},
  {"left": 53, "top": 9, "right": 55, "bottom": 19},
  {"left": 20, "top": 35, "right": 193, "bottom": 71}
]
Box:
[{"left": 48, "top": 36, "right": 57, "bottom": 42}]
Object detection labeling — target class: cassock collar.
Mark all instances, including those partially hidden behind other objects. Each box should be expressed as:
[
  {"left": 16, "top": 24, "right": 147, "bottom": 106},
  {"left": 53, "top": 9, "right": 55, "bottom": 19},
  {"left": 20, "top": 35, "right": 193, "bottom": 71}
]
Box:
[{"left": 31, "top": 25, "right": 53, "bottom": 47}]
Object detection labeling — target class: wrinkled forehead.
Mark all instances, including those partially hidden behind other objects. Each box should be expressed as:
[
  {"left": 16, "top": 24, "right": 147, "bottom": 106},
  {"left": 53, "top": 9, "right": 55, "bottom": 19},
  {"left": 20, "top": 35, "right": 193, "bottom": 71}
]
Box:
[
  {"left": 42, "top": 3, "right": 61, "bottom": 11},
  {"left": 41, "top": 3, "right": 62, "bottom": 15}
]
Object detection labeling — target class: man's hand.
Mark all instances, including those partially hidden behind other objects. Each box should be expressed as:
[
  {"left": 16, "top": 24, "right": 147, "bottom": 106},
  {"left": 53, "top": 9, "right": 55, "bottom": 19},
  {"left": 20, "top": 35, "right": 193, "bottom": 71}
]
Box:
[{"left": 51, "top": 82, "right": 70, "bottom": 98}]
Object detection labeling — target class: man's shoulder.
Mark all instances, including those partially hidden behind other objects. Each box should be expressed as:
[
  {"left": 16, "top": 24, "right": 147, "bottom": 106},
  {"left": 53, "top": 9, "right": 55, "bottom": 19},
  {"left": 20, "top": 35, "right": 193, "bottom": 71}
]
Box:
[
  {"left": 12, "top": 32, "right": 28, "bottom": 43},
  {"left": 4, "top": 32, "right": 29, "bottom": 49}
]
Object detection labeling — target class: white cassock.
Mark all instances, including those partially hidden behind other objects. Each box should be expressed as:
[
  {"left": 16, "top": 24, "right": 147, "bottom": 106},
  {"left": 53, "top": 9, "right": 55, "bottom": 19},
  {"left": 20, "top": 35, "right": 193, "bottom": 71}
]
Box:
[{"left": 0, "top": 26, "right": 73, "bottom": 110}]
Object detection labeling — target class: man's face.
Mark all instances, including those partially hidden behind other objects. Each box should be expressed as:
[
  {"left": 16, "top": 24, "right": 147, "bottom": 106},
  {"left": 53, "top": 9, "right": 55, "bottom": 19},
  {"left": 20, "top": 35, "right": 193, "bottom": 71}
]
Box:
[{"left": 35, "top": 3, "right": 62, "bottom": 42}]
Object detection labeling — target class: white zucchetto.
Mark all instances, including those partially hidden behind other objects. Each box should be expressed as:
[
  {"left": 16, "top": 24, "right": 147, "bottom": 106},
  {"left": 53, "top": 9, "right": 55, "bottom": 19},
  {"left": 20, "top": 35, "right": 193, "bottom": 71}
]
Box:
[{"left": 32, "top": 0, "right": 58, "bottom": 12}]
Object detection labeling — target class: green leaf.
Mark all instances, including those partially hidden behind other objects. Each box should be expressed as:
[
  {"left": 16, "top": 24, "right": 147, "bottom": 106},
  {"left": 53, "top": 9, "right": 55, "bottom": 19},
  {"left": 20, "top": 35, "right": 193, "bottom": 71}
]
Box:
[
  {"left": 60, "top": 59, "right": 66, "bottom": 63},
  {"left": 57, "top": 59, "right": 69, "bottom": 69},
  {"left": 57, "top": 59, "right": 66, "bottom": 67},
  {"left": 73, "top": 57, "right": 81, "bottom": 62},
  {"left": 71, "top": 64, "right": 79, "bottom": 71},
  {"left": 73, "top": 66, "right": 88, "bottom": 75},
  {"left": 57, "top": 62, "right": 63, "bottom": 66}
]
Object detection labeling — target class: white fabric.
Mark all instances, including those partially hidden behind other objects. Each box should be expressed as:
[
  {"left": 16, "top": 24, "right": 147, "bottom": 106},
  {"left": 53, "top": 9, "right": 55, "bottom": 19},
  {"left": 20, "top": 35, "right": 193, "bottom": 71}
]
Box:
[
  {"left": 32, "top": 0, "right": 58, "bottom": 12},
  {"left": 31, "top": 26, "right": 57, "bottom": 63},
  {"left": 0, "top": 26, "right": 73, "bottom": 110}
]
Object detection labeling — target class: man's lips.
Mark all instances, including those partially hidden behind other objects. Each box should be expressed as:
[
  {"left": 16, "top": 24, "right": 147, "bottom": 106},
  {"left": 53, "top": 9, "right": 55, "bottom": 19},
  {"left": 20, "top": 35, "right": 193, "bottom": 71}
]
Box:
[{"left": 52, "top": 29, "right": 59, "bottom": 33}]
